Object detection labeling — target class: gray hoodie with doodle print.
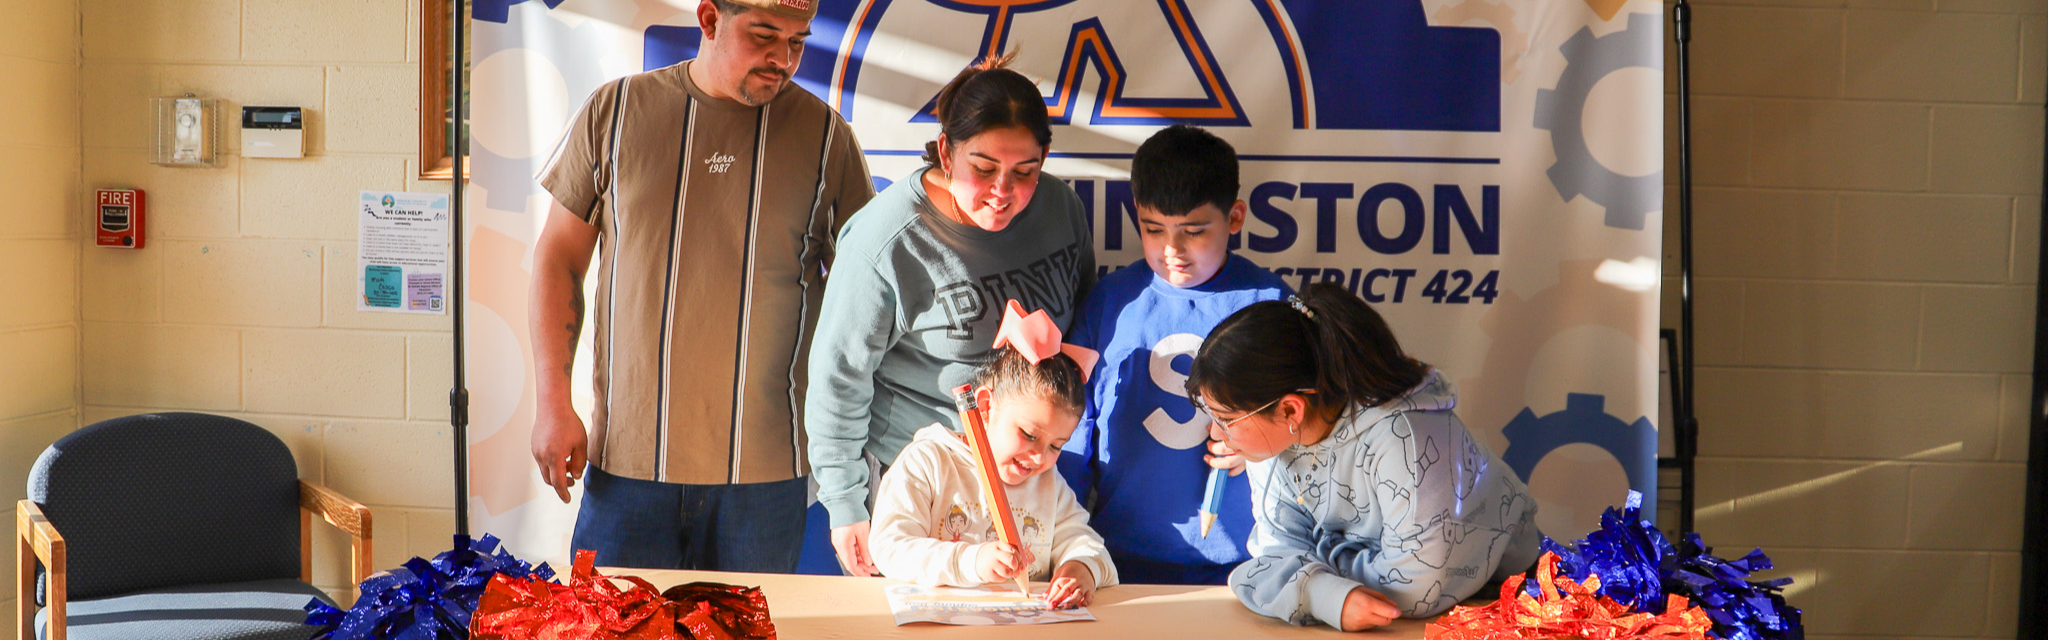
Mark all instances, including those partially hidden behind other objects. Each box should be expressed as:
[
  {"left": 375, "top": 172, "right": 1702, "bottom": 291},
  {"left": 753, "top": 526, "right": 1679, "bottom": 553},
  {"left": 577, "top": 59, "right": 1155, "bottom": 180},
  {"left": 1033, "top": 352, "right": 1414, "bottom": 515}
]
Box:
[{"left": 1229, "top": 370, "right": 1541, "bottom": 628}]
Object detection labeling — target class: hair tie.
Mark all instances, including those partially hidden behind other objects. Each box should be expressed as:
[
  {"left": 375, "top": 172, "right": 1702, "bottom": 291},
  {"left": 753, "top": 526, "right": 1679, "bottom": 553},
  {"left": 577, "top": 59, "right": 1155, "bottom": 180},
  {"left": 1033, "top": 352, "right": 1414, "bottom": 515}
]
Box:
[
  {"left": 992, "top": 299, "right": 1098, "bottom": 382},
  {"left": 1287, "top": 295, "right": 1316, "bottom": 321}
]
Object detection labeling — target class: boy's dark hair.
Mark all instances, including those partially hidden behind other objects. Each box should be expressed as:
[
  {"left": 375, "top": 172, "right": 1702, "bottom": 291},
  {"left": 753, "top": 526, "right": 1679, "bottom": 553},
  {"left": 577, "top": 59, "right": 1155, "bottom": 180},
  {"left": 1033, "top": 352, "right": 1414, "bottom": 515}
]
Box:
[
  {"left": 974, "top": 348, "right": 1087, "bottom": 417},
  {"left": 1131, "top": 124, "right": 1239, "bottom": 216},
  {"left": 1185, "top": 282, "right": 1429, "bottom": 420},
  {"left": 922, "top": 52, "right": 1054, "bottom": 167}
]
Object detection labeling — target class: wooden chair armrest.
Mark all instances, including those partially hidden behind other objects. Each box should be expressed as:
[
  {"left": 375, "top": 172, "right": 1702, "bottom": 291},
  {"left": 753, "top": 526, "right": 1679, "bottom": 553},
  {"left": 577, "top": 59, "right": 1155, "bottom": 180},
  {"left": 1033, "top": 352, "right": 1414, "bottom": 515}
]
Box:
[
  {"left": 299, "top": 480, "right": 374, "bottom": 586},
  {"left": 18, "top": 500, "right": 65, "bottom": 640}
]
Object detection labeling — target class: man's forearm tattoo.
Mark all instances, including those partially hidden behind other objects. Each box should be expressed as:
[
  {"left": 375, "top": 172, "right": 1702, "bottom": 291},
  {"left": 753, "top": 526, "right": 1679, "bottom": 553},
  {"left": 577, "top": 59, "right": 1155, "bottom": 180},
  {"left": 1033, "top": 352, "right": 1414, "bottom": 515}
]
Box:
[{"left": 565, "top": 275, "right": 585, "bottom": 379}]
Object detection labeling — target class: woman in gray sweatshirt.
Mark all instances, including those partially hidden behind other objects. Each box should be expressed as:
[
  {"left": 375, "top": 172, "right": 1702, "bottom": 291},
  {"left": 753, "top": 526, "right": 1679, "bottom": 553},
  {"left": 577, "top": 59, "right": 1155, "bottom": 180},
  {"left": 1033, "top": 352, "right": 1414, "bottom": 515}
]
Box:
[{"left": 804, "top": 54, "right": 1094, "bottom": 577}]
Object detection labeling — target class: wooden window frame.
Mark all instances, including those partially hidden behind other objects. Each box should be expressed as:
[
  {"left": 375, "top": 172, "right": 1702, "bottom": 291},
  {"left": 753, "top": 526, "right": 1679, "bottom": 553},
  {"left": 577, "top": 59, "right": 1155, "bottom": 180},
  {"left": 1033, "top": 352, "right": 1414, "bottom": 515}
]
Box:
[{"left": 419, "top": 0, "right": 467, "bottom": 180}]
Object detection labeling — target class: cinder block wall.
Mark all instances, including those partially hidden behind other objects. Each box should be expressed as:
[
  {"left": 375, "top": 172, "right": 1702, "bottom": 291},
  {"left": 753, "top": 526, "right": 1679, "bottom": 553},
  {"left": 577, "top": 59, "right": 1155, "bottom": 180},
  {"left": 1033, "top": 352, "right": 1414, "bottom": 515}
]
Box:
[
  {"left": 73, "top": 0, "right": 456, "bottom": 605},
  {"left": 0, "top": 0, "right": 82, "bottom": 622},
  {"left": 1664, "top": 1, "right": 2041, "bottom": 638}
]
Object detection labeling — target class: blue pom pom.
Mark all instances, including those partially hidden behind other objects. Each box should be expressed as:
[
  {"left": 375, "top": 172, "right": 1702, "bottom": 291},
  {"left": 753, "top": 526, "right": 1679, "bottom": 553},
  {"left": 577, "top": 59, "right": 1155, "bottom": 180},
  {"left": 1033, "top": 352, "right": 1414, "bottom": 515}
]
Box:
[{"left": 302, "top": 534, "right": 556, "bottom": 640}]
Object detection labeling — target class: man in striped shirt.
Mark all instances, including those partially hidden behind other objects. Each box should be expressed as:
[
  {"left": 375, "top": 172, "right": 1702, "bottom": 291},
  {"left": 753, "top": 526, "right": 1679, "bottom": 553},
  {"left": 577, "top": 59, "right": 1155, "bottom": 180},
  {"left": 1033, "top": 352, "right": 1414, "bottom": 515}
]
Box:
[{"left": 527, "top": 0, "right": 874, "bottom": 572}]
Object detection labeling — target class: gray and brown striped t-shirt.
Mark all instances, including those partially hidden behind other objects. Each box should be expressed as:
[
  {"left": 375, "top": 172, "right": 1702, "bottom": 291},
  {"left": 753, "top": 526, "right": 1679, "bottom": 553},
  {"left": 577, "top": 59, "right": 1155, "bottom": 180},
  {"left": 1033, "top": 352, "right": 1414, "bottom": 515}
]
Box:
[{"left": 540, "top": 61, "right": 873, "bottom": 485}]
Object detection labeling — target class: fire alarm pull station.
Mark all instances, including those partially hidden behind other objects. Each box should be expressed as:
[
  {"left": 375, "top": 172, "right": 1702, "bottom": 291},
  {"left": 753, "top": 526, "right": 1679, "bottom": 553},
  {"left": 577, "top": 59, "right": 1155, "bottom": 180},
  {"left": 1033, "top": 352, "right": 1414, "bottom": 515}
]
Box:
[
  {"left": 96, "top": 189, "right": 145, "bottom": 249},
  {"left": 242, "top": 106, "right": 304, "bottom": 159}
]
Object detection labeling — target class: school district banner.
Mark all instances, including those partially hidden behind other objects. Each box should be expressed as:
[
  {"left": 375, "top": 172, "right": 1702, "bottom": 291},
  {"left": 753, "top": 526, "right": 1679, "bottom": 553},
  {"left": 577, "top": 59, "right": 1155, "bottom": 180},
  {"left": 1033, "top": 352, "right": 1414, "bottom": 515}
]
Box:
[{"left": 463, "top": 0, "right": 1665, "bottom": 568}]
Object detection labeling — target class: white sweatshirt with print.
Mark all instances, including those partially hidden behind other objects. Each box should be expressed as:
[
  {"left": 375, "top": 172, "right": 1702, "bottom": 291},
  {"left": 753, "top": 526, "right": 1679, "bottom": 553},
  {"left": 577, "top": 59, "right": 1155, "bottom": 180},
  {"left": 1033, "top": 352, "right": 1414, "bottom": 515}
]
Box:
[
  {"left": 870, "top": 424, "right": 1120, "bottom": 589},
  {"left": 1229, "top": 371, "right": 1541, "bottom": 629}
]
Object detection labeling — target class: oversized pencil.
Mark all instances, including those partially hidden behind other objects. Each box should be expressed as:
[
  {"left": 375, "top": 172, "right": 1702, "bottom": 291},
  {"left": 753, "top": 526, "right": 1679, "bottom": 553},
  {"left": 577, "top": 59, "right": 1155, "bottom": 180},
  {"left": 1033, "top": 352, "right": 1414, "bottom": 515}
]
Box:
[
  {"left": 1199, "top": 466, "right": 1229, "bottom": 538},
  {"left": 952, "top": 384, "right": 1032, "bottom": 596}
]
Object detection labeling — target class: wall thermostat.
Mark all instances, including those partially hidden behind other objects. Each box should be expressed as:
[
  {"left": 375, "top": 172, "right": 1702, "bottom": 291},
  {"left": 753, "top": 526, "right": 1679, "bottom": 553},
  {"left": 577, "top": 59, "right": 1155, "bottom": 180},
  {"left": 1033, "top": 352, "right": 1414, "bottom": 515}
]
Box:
[{"left": 242, "top": 106, "right": 304, "bottom": 159}]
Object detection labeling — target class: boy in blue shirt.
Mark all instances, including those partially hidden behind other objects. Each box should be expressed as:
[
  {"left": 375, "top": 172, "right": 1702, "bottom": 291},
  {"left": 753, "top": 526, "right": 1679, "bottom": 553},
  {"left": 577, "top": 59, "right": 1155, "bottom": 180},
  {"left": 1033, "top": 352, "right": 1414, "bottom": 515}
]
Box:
[{"left": 1057, "top": 125, "right": 1290, "bottom": 584}]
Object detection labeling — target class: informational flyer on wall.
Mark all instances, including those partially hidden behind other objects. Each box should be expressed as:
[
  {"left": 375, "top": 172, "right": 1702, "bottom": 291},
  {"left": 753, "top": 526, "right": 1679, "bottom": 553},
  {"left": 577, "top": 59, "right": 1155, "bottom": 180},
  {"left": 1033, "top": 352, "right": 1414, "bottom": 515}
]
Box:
[{"left": 358, "top": 190, "right": 449, "bottom": 314}]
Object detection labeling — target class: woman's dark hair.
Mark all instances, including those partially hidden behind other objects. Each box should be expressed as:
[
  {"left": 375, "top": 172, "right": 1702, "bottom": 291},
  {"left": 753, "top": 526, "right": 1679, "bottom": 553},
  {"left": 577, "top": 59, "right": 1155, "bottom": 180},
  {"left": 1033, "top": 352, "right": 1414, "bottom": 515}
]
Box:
[
  {"left": 1185, "top": 282, "right": 1429, "bottom": 420},
  {"left": 920, "top": 52, "right": 1053, "bottom": 167},
  {"left": 975, "top": 348, "right": 1087, "bottom": 417}
]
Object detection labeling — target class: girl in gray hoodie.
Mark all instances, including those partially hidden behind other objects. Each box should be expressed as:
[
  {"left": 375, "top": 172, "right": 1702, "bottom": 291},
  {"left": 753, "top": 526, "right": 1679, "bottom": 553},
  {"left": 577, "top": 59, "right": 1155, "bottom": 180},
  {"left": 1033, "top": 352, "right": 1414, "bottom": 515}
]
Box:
[{"left": 1185, "top": 283, "right": 1541, "bottom": 631}]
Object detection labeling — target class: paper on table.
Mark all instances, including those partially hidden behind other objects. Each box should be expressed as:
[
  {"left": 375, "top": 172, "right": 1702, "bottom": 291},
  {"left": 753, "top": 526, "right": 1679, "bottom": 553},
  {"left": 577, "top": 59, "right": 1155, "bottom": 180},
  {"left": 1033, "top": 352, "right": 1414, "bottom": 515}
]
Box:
[{"left": 884, "top": 583, "right": 1094, "bottom": 626}]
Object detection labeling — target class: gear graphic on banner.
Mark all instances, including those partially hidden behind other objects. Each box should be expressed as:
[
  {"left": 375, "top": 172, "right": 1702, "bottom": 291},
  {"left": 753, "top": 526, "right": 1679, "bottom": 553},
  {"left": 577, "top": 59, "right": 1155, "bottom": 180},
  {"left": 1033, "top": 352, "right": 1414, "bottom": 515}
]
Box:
[
  {"left": 1431, "top": 0, "right": 1528, "bottom": 85},
  {"left": 1500, "top": 393, "right": 1658, "bottom": 509},
  {"left": 1534, "top": 12, "right": 1662, "bottom": 230}
]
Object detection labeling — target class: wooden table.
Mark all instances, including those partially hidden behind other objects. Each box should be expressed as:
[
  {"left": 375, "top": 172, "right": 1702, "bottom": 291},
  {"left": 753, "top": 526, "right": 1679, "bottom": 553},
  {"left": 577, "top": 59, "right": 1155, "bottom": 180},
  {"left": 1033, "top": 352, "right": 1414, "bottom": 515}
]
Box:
[{"left": 631, "top": 569, "right": 1431, "bottom": 639}]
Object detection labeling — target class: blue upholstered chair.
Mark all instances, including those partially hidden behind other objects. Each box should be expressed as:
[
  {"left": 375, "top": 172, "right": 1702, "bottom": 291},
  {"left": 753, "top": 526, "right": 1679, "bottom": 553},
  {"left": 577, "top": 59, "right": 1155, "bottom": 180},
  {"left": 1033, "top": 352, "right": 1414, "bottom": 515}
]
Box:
[{"left": 14, "top": 413, "right": 374, "bottom": 640}]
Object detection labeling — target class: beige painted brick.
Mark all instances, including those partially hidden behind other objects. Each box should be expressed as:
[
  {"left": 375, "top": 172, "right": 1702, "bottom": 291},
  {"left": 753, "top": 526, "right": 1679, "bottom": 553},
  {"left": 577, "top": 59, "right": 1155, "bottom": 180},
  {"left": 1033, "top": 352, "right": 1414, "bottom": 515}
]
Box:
[
  {"left": 1741, "top": 281, "right": 1921, "bottom": 369},
  {"left": 1694, "top": 7, "right": 1845, "bottom": 98},
  {"left": 83, "top": 147, "right": 240, "bottom": 239},
  {"left": 0, "top": 0, "right": 76, "bottom": 65},
  {"left": 1847, "top": 11, "right": 2020, "bottom": 102},
  {"left": 244, "top": 0, "right": 407, "bottom": 63},
  {"left": 1987, "top": 551, "right": 2019, "bottom": 637},
  {"left": 322, "top": 420, "right": 454, "bottom": 509},
  {"left": 0, "top": 145, "right": 79, "bottom": 239},
  {"left": 2015, "top": 197, "right": 2039, "bottom": 284},
  {"left": 1661, "top": 277, "right": 1745, "bottom": 366},
  {"left": 2026, "top": 16, "right": 2046, "bottom": 104},
  {"left": 0, "top": 412, "right": 78, "bottom": 504},
  {"left": 244, "top": 330, "right": 408, "bottom": 418},
  {"left": 1694, "top": 188, "right": 1837, "bottom": 279},
  {"left": 1834, "top": 193, "right": 2011, "bottom": 283},
  {"left": 162, "top": 240, "right": 323, "bottom": 327},
  {"left": 154, "top": 65, "right": 329, "bottom": 157},
  {"left": 1933, "top": 106, "right": 2045, "bottom": 196},
  {"left": 81, "top": 322, "right": 238, "bottom": 409},
  {"left": 1907, "top": 463, "right": 2024, "bottom": 550},
  {"left": 0, "top": 239, "right": 78, "bottom": 329},
  {"left": 79, "top": 61, "right": 150, "bottom": 150},
  {"left": 0, "top": 326, "right": 77, "bottom": 420},
  {"left": 1751, "top": 100, "right": 1928, "bottom": 191},
  {"left": 1940, "top": 0, "right": 2048, "bottom": 12},
  {"left": 1998, "top": 374, "right": 2029, "bottom": 462},
  {"left": 409, "top": 334, "right": 453, "bottom": 421},
  {"left": 327, "top": 65, "right": 420, "bottom": 154},
  {"left": 81, "top": 240, "right": 163, "bottom": 323},
  {"left": 311, "top": 504, "right": 404, "bottom": 596},
  {"left": 82, "top": 0, "right": 239, "bottom": 62},
  {"left": 322, "top": 244, "right": 456, "bottom": 331},
  {"left": 1696, "top": 458, "right": 1910, "bottom": 549},
  {"left": 243, "top": 156, "right": 408, "bottom": 240},
  {"left": 1696, "top": 368, "right": 2002, "bottom": 459},
  {"left": 406, "top": 509, "right": 458, "bottom": 559},
  {"left": 1921, "top": 285, "right": 2035, "bottom": 372},
  {"left": 1809, "top": 550, "right": 1987, "bottom": 635},
  {"left": 0, "top": 57, "right": 81, "bottom": 150},
  {"left": 1670, "top": 97, "right": 1751, "bottom": 187}
]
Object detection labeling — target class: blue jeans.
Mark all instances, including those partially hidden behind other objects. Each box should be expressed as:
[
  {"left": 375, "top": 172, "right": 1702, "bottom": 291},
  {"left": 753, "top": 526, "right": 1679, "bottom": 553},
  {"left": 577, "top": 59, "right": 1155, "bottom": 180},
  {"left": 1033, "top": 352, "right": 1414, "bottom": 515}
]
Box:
[{"left": 570, "top": 465, "right": 807, "bottom": 572}]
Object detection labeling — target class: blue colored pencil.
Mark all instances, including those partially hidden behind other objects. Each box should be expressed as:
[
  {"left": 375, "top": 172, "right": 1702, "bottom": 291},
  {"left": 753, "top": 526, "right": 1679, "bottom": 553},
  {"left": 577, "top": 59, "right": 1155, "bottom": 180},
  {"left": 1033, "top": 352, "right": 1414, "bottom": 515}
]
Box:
[{"left": 1199, "top": 466, "right": 1229, "bottom": 538}]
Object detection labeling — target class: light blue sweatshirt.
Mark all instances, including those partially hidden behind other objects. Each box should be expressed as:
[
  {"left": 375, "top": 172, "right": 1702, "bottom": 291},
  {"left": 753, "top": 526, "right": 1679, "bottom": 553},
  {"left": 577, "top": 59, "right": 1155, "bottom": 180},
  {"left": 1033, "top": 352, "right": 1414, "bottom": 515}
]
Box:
[{"left": 1230, "top": 370, "right": 1540, "bottom": 628}]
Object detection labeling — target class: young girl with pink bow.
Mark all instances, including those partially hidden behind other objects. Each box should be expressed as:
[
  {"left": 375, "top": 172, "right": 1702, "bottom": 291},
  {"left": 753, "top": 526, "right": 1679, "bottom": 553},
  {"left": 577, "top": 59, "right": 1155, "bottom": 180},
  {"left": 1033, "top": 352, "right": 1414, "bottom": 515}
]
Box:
[{"left": 868, "top": 300, "right": 1119, "bottom": 609}]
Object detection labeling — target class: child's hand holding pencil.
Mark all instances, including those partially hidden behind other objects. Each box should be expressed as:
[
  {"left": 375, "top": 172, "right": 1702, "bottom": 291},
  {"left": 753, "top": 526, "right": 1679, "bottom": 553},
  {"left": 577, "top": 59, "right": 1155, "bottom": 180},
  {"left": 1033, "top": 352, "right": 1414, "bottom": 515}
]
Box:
[{"left": 973, "top": 541, "right": 1036, "bottom": 587}]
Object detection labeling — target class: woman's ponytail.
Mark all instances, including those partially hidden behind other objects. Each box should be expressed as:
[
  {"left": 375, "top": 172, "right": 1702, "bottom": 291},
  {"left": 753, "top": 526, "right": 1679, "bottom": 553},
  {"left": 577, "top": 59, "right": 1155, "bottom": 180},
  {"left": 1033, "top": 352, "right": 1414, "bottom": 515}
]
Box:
[{"left": 1187, "top": 283, "right": 1428, "bottom": 419}]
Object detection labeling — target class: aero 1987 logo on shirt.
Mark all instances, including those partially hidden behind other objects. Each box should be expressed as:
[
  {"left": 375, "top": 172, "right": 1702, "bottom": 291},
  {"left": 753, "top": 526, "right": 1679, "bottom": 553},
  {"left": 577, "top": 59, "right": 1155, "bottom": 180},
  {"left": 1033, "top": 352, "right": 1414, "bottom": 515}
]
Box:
[{"left": 704, "top": 152, "right": 736, "bottom": 174}]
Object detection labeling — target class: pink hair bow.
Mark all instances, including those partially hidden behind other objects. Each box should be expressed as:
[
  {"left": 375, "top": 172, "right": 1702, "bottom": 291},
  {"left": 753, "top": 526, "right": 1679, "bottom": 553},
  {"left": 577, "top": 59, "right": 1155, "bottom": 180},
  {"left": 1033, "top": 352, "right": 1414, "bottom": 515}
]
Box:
[{"left": 991, "top": 299, "right": 1100, "bottom": 382}]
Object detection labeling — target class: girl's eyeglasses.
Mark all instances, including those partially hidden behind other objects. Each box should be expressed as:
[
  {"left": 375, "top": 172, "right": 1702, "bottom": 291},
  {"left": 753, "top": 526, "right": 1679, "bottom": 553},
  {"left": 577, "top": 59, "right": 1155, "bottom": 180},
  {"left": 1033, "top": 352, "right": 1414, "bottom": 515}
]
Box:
[{"left": 1195, "top": 389, "right": 1314, "bottom": 431}]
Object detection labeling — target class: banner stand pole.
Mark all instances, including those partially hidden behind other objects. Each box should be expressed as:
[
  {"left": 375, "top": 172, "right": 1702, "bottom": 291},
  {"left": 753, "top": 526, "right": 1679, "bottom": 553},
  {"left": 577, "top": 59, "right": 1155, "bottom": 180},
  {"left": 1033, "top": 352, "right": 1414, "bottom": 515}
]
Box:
[
  {"left": 1672, "top": 0, "right": 1699, "bottom": 535},
  {"left": 449, "top": 0, "right": 472, "bottom": 538},
  {"left": 2017, "top": 61, "right": 2048, "bottom": 640}
]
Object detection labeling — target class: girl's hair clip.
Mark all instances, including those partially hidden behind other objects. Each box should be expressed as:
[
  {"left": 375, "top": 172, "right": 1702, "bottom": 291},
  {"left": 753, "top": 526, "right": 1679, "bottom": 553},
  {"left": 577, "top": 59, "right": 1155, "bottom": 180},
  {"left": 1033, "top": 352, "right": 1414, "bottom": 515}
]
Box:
[{"left": 1287, "top": 295, "right": 1316, "bottom": 321}]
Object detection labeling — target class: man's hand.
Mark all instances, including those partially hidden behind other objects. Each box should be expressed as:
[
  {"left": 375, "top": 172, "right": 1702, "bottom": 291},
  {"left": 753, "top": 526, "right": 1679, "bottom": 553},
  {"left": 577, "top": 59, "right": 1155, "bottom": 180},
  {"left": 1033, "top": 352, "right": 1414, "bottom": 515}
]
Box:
[
  {"left": 1204, "top": 437, "right": 1247, "bottom": 477},
  {"left": 973, "top": 541, "right": 1035, "bottom": 585},
  {"left": 832, "top": 521, "right": 879, "bottom": 576},
  {"left": 531, "top": 405, "right": 588, "bottom": 503},
  {"left": 1339, "top": 586, "right": 1402, "bottom": 632},
  {"left": 1043, "top": 560, "right": 1096, "bottom": 609}
]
